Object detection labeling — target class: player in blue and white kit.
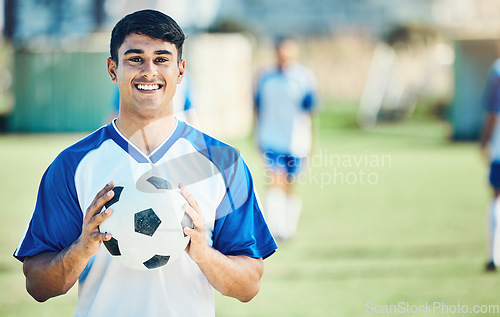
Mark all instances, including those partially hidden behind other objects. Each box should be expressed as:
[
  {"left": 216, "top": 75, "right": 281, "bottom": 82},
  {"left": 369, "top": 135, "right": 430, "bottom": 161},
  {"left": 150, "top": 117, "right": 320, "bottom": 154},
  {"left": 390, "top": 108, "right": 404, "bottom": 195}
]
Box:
[
  {"left": 254, "top": 38, "right": 319, "bottom": 240},
  {"left": 480, "top": 57, "right": 500, "bottom": 271},
  {"left": 14, "top": 10, "right": 277, "bottom": 316}
]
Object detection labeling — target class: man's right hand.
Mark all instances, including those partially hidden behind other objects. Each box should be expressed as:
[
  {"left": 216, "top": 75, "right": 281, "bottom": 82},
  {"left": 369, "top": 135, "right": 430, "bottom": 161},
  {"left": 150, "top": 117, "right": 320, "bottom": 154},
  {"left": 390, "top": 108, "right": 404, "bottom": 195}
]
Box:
[
  {"left": 23, "top": 181, "right": 116, "bottom": 302},
  {"left": 77, "top": 181, "right": 116, "bottom": 259}
]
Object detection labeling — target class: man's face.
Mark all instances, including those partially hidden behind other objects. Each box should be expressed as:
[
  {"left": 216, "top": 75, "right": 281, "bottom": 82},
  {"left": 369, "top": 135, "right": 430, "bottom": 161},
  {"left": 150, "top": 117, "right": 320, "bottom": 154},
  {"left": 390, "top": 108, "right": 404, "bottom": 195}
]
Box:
[
  {"left": 277, "top": 40, "right": 299, "bottom": 69},
  {"left": 107, "top": 33, "right": 185, "bottom": 118}
]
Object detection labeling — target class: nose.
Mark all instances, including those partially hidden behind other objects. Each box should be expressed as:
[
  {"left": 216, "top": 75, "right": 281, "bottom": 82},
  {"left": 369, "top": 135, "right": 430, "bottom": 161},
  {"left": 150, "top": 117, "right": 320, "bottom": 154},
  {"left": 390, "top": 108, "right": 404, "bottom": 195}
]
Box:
[{"left": 141, "top": 59, "right": 157, "bottom": 79}]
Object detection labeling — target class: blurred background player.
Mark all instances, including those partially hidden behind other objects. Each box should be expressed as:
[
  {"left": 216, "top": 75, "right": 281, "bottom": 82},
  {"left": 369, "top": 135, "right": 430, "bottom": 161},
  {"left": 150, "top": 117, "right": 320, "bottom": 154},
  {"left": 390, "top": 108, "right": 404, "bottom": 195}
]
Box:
[
  {"left": 254, "top": 38, "right": 319, "bottom": 241},
  {"left": 480, "top": 52, "right": 500, "bottom": 271}
]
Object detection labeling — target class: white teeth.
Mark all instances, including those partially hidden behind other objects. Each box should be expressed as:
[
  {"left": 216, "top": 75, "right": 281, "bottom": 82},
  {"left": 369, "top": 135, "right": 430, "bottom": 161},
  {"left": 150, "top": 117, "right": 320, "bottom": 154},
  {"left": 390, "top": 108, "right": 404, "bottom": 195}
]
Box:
[{"left": 137, "top": 84, "right": 160, "bottom": 91}]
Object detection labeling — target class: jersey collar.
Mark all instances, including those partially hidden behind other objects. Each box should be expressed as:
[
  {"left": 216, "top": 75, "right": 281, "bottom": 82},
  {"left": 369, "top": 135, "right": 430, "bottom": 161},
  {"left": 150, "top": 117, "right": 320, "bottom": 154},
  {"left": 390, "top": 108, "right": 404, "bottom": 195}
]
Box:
[{"left": 106, "top": 119, "right": 186, "bottom": 164}]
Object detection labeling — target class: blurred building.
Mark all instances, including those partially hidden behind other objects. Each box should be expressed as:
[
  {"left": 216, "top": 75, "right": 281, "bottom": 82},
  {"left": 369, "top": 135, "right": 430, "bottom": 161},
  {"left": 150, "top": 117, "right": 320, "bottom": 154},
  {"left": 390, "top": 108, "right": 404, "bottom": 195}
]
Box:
[
  {"left": 3, "top": 0, "right": 221, "bottom": 45},
  {"left": 217, "top": 0, "right": 435, "bottom": 38},
  {"left": 0, "top": 0, "right": 434, "bottom": 43}
]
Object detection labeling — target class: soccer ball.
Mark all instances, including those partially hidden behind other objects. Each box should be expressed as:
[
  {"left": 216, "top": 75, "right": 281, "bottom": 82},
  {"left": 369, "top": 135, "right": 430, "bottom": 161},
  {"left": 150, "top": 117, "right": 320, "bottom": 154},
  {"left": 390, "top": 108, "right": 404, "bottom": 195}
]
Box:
[{"left": 99, "top": 176, "right": 193, "bottom": 270}]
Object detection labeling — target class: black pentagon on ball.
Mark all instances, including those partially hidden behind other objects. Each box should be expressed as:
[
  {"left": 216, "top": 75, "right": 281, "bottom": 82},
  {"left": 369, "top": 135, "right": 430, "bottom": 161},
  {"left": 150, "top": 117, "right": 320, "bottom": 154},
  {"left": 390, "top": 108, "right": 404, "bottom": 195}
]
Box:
[
  {"left": 104, "top": 186, "right": 124, "bottom": 209},
  {"left": 103, "top": 237, "right": 121, "bottom": 256},
  {"left": 134, "top": 208, "right": 162, "bottom": 236},
  {"left": 146, "top": 176, "right": 173, "bottom": 190},
  {"left": 143, "top": 254, "right": 170, "bottom": 269},
  {"left": 181, "top": 212, "right": 194, "bottom": 237}
]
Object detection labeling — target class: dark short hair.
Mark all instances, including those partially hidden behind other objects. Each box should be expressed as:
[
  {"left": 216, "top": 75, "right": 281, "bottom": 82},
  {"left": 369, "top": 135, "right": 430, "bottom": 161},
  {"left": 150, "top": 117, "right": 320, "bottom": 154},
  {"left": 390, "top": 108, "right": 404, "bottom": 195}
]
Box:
[{"left": 110, "top": 9, "right": 186, "bottom": 64}]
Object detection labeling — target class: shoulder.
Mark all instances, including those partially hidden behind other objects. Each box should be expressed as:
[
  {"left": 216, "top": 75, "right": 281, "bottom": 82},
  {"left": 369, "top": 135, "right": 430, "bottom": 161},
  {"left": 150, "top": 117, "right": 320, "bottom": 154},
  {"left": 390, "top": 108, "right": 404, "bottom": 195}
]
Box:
[
  {"left": 179, "top": 123, "right": 242, "bottom": 173},
  {"left": 256, "top": 68, "right": 280, "bottom": 84},
  {"left": 51, "top": 125, "right": 111, "bottom": 174},
  {"left": 292, "top": 63, "right": 316, "bottom": 79}
]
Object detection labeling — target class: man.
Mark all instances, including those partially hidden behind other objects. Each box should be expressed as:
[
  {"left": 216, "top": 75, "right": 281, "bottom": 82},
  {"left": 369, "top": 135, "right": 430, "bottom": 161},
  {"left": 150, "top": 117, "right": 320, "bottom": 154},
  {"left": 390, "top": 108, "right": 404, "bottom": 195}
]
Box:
[
  {"left": 13, "top": 9, "right": 277, "bottom": 316},
  {"left": 480, "top": 56, "right": 500, "bottom": 271},
  {"left": 254, "top": 38, "right": 319, "bottom": 240}
]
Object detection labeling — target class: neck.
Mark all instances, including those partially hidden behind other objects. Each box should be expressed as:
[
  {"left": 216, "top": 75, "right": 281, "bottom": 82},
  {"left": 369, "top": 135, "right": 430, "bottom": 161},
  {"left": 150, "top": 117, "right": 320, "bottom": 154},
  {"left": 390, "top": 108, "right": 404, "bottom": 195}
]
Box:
[
  {"left": 278, "top": 61, "right": 293, "bottom": 71},
  {"left": 115, "top": 113, "right": 177, "bottom": 156}
]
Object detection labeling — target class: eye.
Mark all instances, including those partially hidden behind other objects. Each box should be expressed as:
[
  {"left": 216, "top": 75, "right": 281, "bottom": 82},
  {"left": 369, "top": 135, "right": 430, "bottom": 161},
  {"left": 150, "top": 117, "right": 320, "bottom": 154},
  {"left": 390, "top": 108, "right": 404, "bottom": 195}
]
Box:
[
  {"left": 155, "top": 57, "right": 169, "bottom": 64},
  {"left": 129, "top": 57, "right": 142, "bottom": 63}
]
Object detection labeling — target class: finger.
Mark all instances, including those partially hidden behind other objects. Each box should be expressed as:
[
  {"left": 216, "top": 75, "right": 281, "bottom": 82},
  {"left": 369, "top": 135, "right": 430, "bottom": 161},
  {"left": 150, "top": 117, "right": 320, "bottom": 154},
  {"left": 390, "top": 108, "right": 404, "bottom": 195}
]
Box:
[
  {"left": 85, "top": 182, "right": 114, "bottom": 215},
  {"left": 182, "top": 218, "right": 203, "bottom": 243},
  {"left": 183, "top": 225, "right": 195, "bottom": 238},
  {"left": 84, "top": 187, "right": 115, "bottom": 222},
  {"left": 89, "top": 181, "right": 115, "bottom": 209},
  {"left": 183, "top": 203, "right": 201, "bottom": 227},
  {"left": 89, "top": 208, "right": 113, "bottom": 232},
  {"left": 102, "top": 232, "right": 112, "bottom": 241},
  {"left": 179, "top": 184, "right": 200, "bottom": 212},
  {"left": 90, "top": 230, "right": 112, "bottom": 242}
]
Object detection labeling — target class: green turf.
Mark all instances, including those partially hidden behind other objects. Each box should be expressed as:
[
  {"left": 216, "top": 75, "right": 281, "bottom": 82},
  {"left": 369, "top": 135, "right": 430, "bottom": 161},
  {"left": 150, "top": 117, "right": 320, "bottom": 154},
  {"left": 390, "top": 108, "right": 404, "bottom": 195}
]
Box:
[{"left": 1, "top": 104, "right": 498, "bottom": 316}]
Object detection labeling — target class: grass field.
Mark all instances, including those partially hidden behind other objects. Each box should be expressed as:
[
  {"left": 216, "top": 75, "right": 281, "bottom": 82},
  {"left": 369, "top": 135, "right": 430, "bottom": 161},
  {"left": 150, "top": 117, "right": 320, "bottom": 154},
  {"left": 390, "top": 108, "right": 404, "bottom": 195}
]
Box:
[{"left": 1, "top": 103, "right": 499, "bottom": 316}]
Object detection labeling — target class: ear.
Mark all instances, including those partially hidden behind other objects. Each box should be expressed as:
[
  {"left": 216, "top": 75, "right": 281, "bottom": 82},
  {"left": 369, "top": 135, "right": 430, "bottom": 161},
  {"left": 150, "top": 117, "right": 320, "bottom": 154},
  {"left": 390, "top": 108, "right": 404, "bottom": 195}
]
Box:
[
  {"left": 107, "top": 57, "right": 118, "bottom": 83},
  {"left": 177, "top": 60, "right": 186, "bottom": 84}
]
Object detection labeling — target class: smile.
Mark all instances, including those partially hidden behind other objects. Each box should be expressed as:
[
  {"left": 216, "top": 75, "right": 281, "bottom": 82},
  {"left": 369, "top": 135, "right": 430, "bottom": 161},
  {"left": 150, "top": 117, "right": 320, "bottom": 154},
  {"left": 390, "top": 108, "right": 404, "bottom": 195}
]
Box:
[{"left": 135, "top": 84, "right": 163, "bottom": 91}]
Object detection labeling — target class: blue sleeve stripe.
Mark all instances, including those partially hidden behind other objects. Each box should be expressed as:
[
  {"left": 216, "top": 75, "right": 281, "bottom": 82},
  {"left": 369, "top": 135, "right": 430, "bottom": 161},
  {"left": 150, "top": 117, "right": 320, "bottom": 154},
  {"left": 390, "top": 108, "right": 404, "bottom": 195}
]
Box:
[{"left": 302, "top": 91, "right": 316, "bottom": 111}]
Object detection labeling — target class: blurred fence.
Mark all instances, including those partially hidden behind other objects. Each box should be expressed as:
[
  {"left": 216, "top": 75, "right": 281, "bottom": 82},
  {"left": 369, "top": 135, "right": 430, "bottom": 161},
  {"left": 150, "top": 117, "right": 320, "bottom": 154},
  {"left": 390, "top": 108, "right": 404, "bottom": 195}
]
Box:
[
  {"left": 8, "top": 51, "right": 114, "bottom": 132},
  {"left": 0, "top": 30, "right": 480, "bottom": 138}
]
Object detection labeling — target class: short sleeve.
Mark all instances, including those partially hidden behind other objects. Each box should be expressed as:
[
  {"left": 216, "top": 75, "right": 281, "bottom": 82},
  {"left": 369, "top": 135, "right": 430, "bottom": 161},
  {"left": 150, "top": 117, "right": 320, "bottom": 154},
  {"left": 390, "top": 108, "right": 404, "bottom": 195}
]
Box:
[
  {"left": 13, "top": 155, "right": 83, "bottom": 262},
  {"left": 212, "top": 155, "right": 277, "bottom": 259},
  {"left": 483, "top": 61, "right": 500, "bottom": 113},
  {"left": 302, "top": 68, "right": 319, "bottom": 112}
]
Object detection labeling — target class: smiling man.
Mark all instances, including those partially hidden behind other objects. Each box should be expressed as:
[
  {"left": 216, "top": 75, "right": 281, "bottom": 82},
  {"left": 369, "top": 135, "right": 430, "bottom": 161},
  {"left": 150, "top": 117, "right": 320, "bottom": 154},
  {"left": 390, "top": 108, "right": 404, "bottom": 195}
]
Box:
[{"left": 13, "top": 10, "right": 277, "bottom": 317}]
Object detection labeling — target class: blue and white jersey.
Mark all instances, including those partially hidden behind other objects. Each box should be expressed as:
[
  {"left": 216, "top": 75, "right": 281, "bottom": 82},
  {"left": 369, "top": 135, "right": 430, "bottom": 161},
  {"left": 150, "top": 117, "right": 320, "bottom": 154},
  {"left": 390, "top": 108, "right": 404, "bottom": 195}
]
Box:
[
  {"left": 14, "top": 120, "right": 276, "bottom": 317},
  {"left": 483, "top": 59, "right": 500, "bottom": 162},
  {"left": 255, "top": 63, "right": 318, "bottom": 158}
]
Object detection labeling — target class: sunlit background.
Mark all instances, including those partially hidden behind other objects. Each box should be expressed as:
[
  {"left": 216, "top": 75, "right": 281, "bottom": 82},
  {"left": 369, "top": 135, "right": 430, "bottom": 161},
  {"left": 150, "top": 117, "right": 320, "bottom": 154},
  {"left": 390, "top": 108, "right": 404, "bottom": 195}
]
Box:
[
  {"left": 1, "top": 0, "right": 498, "bottom": 138},
  {"left": 3, "top": 1, "right": 500, "bottom": 316}
]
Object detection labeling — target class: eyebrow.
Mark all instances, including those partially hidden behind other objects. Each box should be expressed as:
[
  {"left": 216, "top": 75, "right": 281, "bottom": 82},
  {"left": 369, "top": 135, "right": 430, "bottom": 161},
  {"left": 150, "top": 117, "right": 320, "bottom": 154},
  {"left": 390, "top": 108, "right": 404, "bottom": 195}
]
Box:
[
  {"left": 155, "top": 50, "right": 173, "bottom": 56},
  {"left": 124, "top": 49, "right": 143, "bottom": 55},
  {"left": 123, "top": 49, "right": 173, "bottom": 56}
]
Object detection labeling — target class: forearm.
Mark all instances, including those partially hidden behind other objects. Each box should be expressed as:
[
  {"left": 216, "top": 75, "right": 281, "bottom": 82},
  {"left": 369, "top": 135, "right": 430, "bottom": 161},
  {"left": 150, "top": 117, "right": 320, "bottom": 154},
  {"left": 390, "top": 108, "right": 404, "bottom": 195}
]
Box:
[
  {"left": 196, "top": 249, "right": 263, "bottom": 302},
  {"left": 23, "top": 241, "right": 90, "bottom": 302}
]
